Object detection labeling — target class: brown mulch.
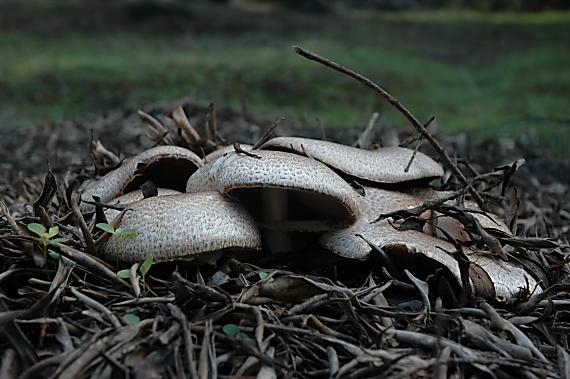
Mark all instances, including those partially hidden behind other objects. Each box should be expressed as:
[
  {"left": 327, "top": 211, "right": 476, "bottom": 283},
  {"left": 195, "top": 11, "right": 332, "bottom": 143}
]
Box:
[{"left": 0, "top": 99, "right": 569, "bottom": 378}]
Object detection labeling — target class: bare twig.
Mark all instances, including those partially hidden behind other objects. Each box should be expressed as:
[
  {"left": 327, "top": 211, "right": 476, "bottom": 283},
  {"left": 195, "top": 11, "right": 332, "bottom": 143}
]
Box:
[
  {"left": 70, "top": 287, "right": 122, "bottom": 328},
  {"left": 0, "top": 348, "right": 17, "bottom": 379},
  {"left": 51, "top": 242, "right": 129, "bottom": 289},
  {"left": 354, "top": 112, "right": 379, "bottom": 149},
  {"left": 293, "top": 46, "right": 483, "bottom": 206},
  {"left": 172, "top": 105, "right": 201, "bottom": 143},
  {"left": 433, "top": 346, "right": 451, "bottom": 379},
  {"left": 234, "top": 143, "right": 261, "bottom": 159},
  {"left": 208, "top": 102, "right": 218, "bottom": 141},
  {"left": 168, "top": 304, "right": 199, "bottom": 378},
  {"left": 405, "top": 116, "right": 434, "bottom": 172},
  {"left": 69, "top": 192, "right": 96, "bottom": 255},
  {"left": 478, "top": 300, "right": 548, "bottom": 363},
  {"left": 0, "top": 200, "right": 24, "bottom": 236},
  {"left": 129, "top": 262, "right": 141, "bottom": 298},
  {"left": 91, "top": 140, "right": 121, "bottom": 166},
  {"left": 252, "top": 117, "right": 286, "bottom": 150},
  {"left": 138, "top": 110, "right": 169, "bottom": 136}
]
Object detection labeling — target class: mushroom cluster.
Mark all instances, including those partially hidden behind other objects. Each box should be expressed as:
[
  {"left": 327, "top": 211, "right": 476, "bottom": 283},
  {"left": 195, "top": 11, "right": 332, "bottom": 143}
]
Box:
[{"left": 81, "top": 138, "right": 540, "bottom": 300}]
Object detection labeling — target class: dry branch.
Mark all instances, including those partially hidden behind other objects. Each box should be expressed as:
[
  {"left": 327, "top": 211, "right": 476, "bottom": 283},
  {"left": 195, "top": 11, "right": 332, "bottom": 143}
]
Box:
[{"left": 293, "top": 46, "right": 484, "bottom": 206}]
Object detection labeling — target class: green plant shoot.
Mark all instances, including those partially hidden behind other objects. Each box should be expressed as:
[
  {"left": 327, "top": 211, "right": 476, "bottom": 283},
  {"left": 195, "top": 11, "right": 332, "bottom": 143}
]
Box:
[
  {"left": 139, "top": 254, "right": 154, "bottom": 278},
  {"left": 27, "top": 223, "right": 69, "bottom": 248},
  {"left": 96, "top": 222, "right": 139, "bottom": 256},
  {"left": 96, "top": 222, "right": 138, "bottom": 239}
]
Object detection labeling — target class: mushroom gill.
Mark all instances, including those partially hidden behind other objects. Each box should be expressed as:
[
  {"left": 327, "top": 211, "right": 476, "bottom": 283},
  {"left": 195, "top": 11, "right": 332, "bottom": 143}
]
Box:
[
  {"left": 100, "top": 192, "right": 261, "bottom": 264},
  {"left": 186, "top": 150, "right": 361, "bottom": 232},
  {"left": 260, "top": 136, "right": 444, "bottom": 184},
  {"left": 81, "top": 146, "right": 202, "bottom": 210}
]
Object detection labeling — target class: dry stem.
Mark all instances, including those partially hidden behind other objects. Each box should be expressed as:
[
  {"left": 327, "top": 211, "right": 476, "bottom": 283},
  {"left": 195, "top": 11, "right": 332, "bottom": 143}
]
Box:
[{"left": 293, "top": 46, "right": 484, "bottom": 206}]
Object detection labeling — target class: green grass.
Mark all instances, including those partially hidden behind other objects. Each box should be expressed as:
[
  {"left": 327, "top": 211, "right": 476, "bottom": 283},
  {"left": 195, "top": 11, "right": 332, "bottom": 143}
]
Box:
[
  {"left": 0, "top": 6, "right": 569, "bottom": 154},
  {"left": 377, "top": 10, "right": 570, "bottom": 24}
]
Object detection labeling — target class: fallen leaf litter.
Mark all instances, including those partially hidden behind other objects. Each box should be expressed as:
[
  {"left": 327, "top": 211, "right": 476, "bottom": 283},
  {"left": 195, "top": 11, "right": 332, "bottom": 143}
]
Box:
[{"left": 0, "top": 47, "right": 568, "bottom": 378}]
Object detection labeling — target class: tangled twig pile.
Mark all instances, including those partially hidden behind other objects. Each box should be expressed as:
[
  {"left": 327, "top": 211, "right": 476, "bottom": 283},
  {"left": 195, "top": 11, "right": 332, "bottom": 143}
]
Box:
[{"left": 0, "top": 47, "right": 569, "bottom": 378}]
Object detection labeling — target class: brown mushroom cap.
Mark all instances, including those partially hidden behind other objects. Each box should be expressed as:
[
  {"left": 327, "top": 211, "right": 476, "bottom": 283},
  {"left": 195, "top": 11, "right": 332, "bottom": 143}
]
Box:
[
  {"left": 103, "top": 188, "right": 181, "bottom": 222},
  {"left": 100, "top": 192, "right": 261, "bottom": 264},
  {"left": 186, "top": 150, "right": 361, "bottom": 231},
  {"left": 320, "top": 186, "right": 537, "bottom": 300},
  {"left": 81, "top": 146, "right": 202, "bottom": 210},
  {"left": 260, "top": 137, "right": 444, "bottom": 184}
]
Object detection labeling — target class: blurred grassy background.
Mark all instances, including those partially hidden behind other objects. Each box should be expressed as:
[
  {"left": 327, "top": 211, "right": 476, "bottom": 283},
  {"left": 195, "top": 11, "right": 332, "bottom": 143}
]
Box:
[{"left": 0, "top": 1, "right": 568, "bottom": 153}]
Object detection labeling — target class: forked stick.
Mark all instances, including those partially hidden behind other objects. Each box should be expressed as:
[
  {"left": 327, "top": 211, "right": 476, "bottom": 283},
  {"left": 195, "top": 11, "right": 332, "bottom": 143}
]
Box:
[{"left": 293, "top": 46, "right": 483, "bottom": 206}]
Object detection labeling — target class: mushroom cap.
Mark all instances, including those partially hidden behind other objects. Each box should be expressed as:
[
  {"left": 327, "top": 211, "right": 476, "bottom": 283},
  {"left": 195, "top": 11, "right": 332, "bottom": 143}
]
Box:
[
  {"left": 100, "top": 192, "right": 261, "bottom": 264},
  {"left": 465, "top": 200, "right": 512, "bottom": 235},
  {"left": 204, "top": 144, "right": 253, "bottom": 163},
  {"left": 358, "top": 187, "right": 454, "bottom": 221},
  {"left": 260, "top": 137, "right": 444, "bottom": 184},
  {"left": 81, "top": 146, "right": 202, "bottom": 210},
  {"left": 186, "top": 150, "right": 361, "bottom": 231},
  {"left": 354, "top": 186, "right": 466, "bottom": 241},
  {"left": 320, "top": 221, "right": 538, "bottom": 300},
  {"left": 320, "top": 186, "right": 536, "bottom": 300},
  {"left": 360, "top": 187, "right": 512, "bottom": 241},
  {"left": 104, "top": 188, "right": 181, "bottom": 222}
]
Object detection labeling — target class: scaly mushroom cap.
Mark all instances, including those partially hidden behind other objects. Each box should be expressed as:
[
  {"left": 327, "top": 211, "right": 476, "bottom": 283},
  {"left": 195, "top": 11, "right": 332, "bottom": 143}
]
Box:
[
  {"left": 100, "top": 192, "right": 261, "bottom": 264},
  {"left": 186, "top": 150, "right": 361, "bottom": 231},
  {"left": 361, "top": 187, "right": 512, "bottom": 241},
  {"left": 104, "top": 188, "right": 181, "bottom": 222},
  {"left": 260, "top": 137, "right": 444, "bottom": 184},
  {"left": 81, "top": 146, "right": 202, "bottom": 210},
  {"left": 320, "top": 186, "right": 537, "bottom": 300},
  {"left": 204, "top": 144, "right": 253, "bottom": 163},
  {"left": 320, "top": 222, "right": 536, "bottom": 300},
  {"left": 358, "top": 187, "right": 453, "bottom": 221}
]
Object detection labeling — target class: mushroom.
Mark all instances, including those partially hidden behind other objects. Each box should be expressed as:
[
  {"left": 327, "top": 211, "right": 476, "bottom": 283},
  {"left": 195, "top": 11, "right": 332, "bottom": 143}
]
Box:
[
  {"left": 100, "top": 192, "right": 261, "bottom": 264},
  {"left": 81, "top": 146, "right": 202, "bottom": 211},
  {"left": 320, "top": 186, "right": 539, "bottom": 300},
  {"left": 260, "top": 137, "right": 444, "bottom": 184},
  {"left": 186, "top": 150, "right": 361, "bottom": 232},
  {"left": 103, "top": 188, "right": 181, "bottom": 222}
]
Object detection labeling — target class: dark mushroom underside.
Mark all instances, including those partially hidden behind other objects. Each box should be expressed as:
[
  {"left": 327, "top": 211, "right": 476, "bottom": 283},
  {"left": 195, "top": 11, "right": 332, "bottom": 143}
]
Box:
[
  {"left": 229, "top": 187, "right": 355, "bottom": 232},
  {"left": 123, "top": 158, "right": 199, "bottom": 193}
]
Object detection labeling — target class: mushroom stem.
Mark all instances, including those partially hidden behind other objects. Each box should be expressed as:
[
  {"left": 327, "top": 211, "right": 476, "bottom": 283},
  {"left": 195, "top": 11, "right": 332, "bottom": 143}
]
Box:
[{"left": 261, "top": 189, "right": 291, "bottom": 252}]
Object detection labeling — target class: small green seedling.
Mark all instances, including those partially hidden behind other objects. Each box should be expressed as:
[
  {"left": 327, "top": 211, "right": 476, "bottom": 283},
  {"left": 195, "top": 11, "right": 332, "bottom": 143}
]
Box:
[
  {"left": 27, "top": 223, "right": 69, "bottom": 260},
  {"left": 223, "top": 323, "right": 240, "bottom": 337},
  {"left": 116, "top": 254, "right": 154, "bottom": 280},
  {"left": 96, "top": 222, "right": 138, "bottom": 256},
  {"left": 139, "top": 254, "right": 154, "bottom": 278},
  {"left": 117, "top": 269, "right": 131, "bottom": 279},
  {"left": 27, "top": 223, "right": 69, "bottom": 246},
  {"left": 96, "top": 223, "right": 138, "bottom": 239},
  {"left": 27, "top": 223, "right": 68, "bottom": 264},
  {"left": 122, "top": 313, "right": 141, "bottom": 326},
  {"left": 223, "top": 323, "right": 250, "bottom": 340},
  {"left": 47, "top": 250, "right": 60, "bottom": 260}
]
